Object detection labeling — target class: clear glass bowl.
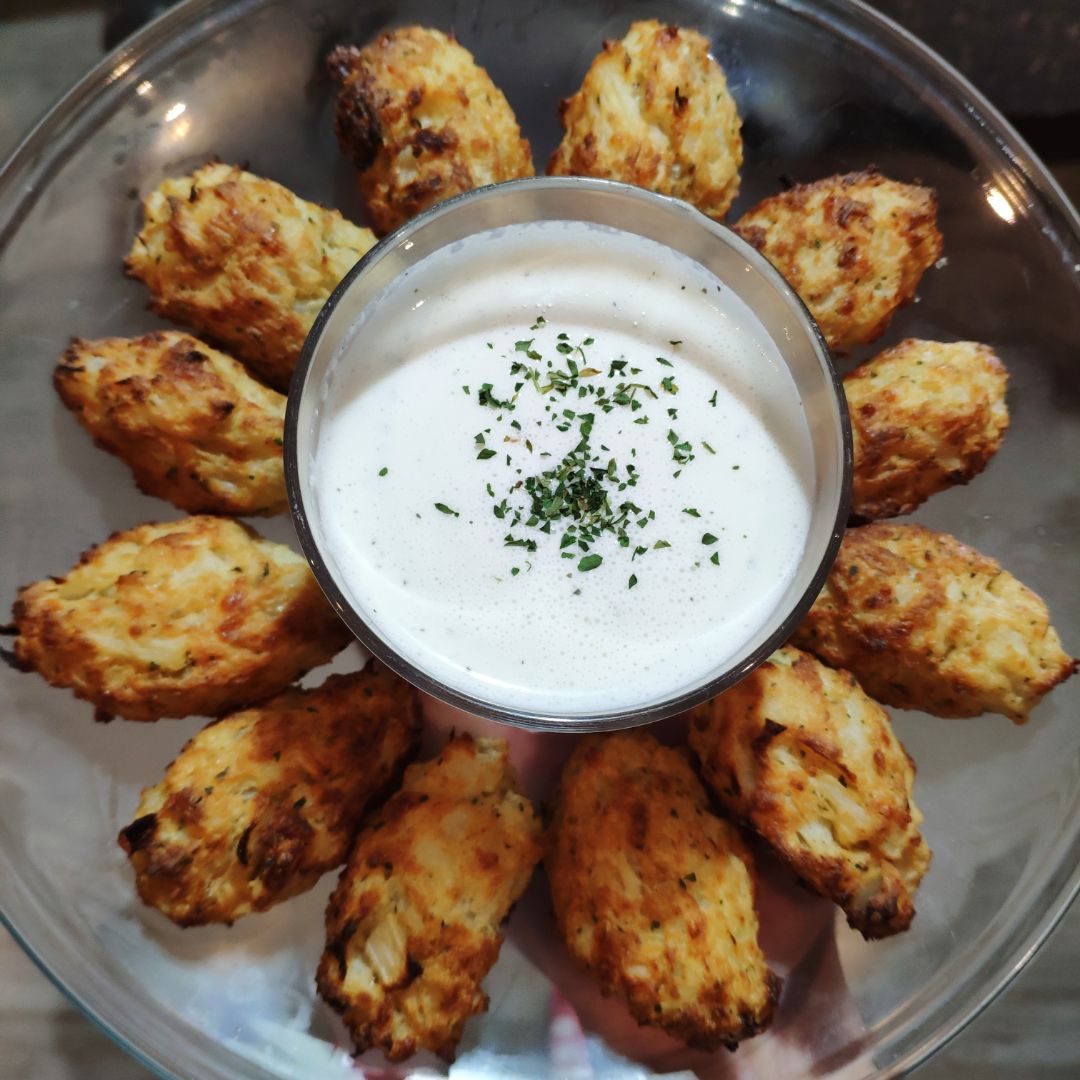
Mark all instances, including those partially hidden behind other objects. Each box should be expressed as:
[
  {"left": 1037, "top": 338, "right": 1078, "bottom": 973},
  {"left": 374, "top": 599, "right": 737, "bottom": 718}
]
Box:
[{"left": 0, "top": 1, "right": 1077, "bottom": 1078}]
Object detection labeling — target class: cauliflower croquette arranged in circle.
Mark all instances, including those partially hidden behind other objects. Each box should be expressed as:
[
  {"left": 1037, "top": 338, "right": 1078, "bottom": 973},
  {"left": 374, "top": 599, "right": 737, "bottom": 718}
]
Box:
[
  {"left": 845, "top": 338, "right": 1009, "bottom": 520},
  {"left": 548, "top": 20, "right": 743, "bottom": 220},
  {"left": 546, "top": 731, "right": 781, "bottom": 1051},
  {"left": 119, "top": 667, "right": 420, "bottom": 926},
  {"left": 55, "top": 331, "right": 288, "bottom": 517},
  {"left": 690, "top": 646, "right": 931, "bottom": 939},
  {"left": 317, "top": 734, "right": 542, "bottom": 1062},
  {"left": 327, "top": 27, "right": 535, "bottom": 236},
  {"left": 125, "top": 163, "right": 376, "bottom": 390},
  {"left": 794, "top": 523, "right": 1077, "bottom": 722},
  {"left": 734, "top": 169, "right": 943, "bottom": 352},
  {"left": 9, "top": 516, "right": 352, "bottom": 721}
]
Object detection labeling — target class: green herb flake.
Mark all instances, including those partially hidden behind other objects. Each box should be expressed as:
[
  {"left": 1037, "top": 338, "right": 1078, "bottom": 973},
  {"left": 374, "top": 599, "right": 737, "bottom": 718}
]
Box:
[
  {"left": 701, "top": 532, "right": 719, "bottom": 545},
  {"left": 682, "top": 507, "right": 701, "bottom": 517},
  {"left": 710, "top": 551, "right": 720, "bottom": 565},
  {"left": 578, "top": 553, "right": 603, "bottom": 572},
  {"left": 655, "top": 356, "right": 673, "bottom": 367},
  {"left": 378, "top": 466, "right": 388, "bottom": 476},
  {"left": 434, "top": 502, "right": 460, "bottom": 517},
  {"left": 628, "top": 574, "right": 638, "bottom": 589},
  {"left": 476, "top": 448, "right": 497, "bottom": 460}
]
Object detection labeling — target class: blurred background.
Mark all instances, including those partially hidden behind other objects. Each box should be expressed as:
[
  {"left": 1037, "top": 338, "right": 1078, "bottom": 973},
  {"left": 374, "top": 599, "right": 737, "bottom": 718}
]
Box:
[{"left": 1, "top": 1, "right": 1077, "bottom": 1078}]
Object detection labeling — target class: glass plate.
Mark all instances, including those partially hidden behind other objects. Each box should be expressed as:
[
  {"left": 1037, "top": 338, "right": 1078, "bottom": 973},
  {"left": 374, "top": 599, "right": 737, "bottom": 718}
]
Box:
[{"left": 1, "top": 1, "right": 1077, "bottom": 1078}]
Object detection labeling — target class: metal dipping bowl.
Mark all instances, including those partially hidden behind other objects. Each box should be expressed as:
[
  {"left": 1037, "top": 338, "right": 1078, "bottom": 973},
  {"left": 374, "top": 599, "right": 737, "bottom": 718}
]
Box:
[{"left": 285, "top": 177, "right": 852, "bottom": 731}]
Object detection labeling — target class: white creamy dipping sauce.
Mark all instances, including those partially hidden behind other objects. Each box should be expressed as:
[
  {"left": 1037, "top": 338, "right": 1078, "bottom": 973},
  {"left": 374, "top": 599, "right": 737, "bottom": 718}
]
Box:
[{"left": 311, "top": 220, "right": 814, "bottom": 715}]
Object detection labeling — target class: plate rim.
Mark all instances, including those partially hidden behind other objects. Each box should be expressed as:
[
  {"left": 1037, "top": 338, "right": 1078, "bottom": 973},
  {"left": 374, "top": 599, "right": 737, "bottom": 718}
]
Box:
[{"left": 1, "top": 0, "right": 1077, "bottom": 1077}]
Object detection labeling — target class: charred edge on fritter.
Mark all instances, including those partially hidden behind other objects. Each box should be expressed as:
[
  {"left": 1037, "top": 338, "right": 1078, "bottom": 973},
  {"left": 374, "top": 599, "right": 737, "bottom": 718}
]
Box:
[
  {"left": 118, "top": 813, "right": 158, "bottom": 853},
  {"left": 326, "top": 46, "right": 383, "bottom": 172}
]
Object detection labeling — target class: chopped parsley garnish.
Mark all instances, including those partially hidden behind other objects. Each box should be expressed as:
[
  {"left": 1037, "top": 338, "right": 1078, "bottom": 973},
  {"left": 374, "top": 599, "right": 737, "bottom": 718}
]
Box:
[
  {"left": 701, "top": 532, "right": 719, "bottom": 545},
  {"left": 477, "top": 383, "right": 515, "bottom": 409},
  {"left": 456, "top": 320, "right": 725, "bottom": 580},
  {"left": 378, "top": 466, "right": 388, "bottom": 476}
]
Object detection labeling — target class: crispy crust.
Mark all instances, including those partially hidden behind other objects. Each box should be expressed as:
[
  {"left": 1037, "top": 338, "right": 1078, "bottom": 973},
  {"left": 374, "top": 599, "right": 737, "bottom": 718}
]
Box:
[
  {"left": 793, "top": 523, "right": 1077, "bottom": 722},
  {"left": 689, "top": 647, "right": 931, "bottom": 939},
  {"left": 118, "top": 668, "right": 420, "bottom": 926},
  {"left": 546, "top": 731, "right": 780, "bottom": 1051},
  {"left": 548, "top": 20, "right": 743, "bottom": 220},
  {"left": 846, "top": 339, "right": 1009, "bottom": 519},
  {"left": 327, "top": 28, "right": 534, "bottom": 236},
  {"left": 734, "top": 170, "right": 943, "bottom": 352},
  {"left": 124, "top": 163, "right": 375, "bottom": 390},
  {"left": 55, "top": 331, "right": 287, "bottom": 516},
  {"left": 316, "top": 735, "right": 542, "bottom": 1062},
  {"left": 10, "top": 516, "right": 352, "bottom": 721}
]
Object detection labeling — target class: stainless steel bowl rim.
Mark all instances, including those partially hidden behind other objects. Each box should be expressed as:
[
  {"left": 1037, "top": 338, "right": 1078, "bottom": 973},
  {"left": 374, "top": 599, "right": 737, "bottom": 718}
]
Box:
[{"left": 285, "top": 175, "right": 852, "bottom": 733}]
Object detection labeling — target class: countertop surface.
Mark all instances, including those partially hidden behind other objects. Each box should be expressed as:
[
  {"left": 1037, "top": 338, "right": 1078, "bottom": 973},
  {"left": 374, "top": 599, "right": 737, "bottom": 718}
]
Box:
[{"left": 2, "top": 4, "right": 1078, "bottom": 1079}]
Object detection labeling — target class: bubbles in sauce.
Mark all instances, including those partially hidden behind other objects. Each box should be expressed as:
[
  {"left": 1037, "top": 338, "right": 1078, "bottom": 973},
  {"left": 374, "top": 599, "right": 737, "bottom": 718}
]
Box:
[{"left": 312, "top": 221, "right": 813, "bottom": 716}]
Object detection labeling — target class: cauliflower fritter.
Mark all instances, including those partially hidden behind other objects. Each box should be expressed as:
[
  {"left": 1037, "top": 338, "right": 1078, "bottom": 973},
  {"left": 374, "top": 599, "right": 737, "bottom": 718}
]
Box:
[
  {"left": 548, "top": 20, "right": 743, "bottom": 220},
  {"left": 327, "top": 28, "right": 534, "bottom": 236},
  {"left": 689, "top": 647, "right": 930, "bottom": 939},
  {"left": 10, "top": 516, "right": 352, "bottom": 722},
  {"left": 55, "top": 331, "right": 287, "bottom": 516},
  {"left": 125, "top": 163, "right": 376, "bottom": 390},
  {"left": 547, "top": 731, "right": 780, "bottom": 1051},
  {"left": 734, "top": 170, "right": 943, "bottom": 352},
  {"left": 118, "top": 667, "right": 420, "bottom": 926},
  {"left": 793, "top": 523, "right": 1077, "bottom": 722},
  {"left": 847, "top": 339, "right": 1009, "bottom": 519},
  {"left": 317, "top": 734, "right": 542, "bottom": 1062}
]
